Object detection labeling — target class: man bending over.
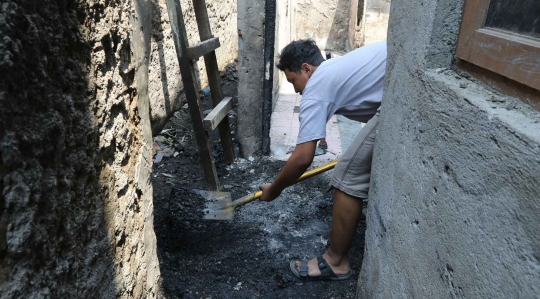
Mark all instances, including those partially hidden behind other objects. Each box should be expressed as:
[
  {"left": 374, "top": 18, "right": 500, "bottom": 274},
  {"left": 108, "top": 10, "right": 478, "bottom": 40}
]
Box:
[{"left": 260, "top": 39, "right": 386, "bottom": 280}]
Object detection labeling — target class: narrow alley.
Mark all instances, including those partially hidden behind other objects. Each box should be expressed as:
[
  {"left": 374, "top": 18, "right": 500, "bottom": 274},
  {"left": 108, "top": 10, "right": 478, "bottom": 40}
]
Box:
[
  {"left": 1, "top": 0, "right": 538, "bottom": 298},
  {"left": 151, "top": 67, "right": 365, "bottom": 298}
]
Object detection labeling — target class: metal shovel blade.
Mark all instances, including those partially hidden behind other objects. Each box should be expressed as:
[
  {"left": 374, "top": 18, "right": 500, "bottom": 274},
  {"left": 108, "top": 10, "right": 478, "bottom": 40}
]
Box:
[{"left": 192, "top": 189, "right": 234, "bottom": 220}]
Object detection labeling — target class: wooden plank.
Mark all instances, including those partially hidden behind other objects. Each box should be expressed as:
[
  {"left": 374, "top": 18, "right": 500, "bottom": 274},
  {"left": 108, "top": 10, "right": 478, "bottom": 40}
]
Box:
[
  {"left": 186, "top": 37, "right": 220, "bottom": 60},
  {"left": 455, "top": 0, "right": 491, "bottom": 59},
  {"left": 468, "top": 28, "right": 540, "bottom": 90},
  {"left": 165, "top": 0, "right": 219, "bottom": 191},
  {"left": 203, "top": 97, "right": 233, "bottom": 131},
  {"left": 456, "top": 0, "right": 540, "bottom": 91},
  {"left": 192, "top": 0, "right": 236, "bottom": 162}
]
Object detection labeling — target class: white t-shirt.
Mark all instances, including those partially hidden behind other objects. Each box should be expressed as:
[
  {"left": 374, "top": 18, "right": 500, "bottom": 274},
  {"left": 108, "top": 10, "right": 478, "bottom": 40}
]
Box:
[{"left": 296, "top": 41, "right": 387, "bottom": 144}]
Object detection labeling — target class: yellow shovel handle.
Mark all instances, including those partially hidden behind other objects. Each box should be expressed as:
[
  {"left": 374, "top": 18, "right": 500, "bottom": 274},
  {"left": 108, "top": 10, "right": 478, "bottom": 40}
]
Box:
[{"left": 230, "top": 159, "right": 339, "bottom": 208}]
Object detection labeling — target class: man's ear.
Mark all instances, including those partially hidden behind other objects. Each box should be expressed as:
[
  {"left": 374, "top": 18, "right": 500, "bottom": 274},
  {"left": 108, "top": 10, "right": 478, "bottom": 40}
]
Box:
[{"left": 301, "top": 63, "right": 312, "bottom": 74}]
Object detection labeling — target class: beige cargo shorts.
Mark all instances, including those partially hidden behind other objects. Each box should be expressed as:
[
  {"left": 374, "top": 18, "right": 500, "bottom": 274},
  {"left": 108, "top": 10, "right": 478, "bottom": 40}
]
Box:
[{"left": 331, "top": 113, "right": 379, "bottom": 199}]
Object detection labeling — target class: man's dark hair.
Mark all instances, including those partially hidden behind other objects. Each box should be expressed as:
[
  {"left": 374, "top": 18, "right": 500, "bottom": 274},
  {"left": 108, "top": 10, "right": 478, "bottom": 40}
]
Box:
[{"left": 276, "top": 39, "right": 325, "bottom": 73}]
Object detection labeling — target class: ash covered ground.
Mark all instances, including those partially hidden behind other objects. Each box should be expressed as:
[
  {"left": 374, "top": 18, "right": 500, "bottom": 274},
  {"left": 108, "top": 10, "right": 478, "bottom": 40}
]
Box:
[{"left": 152, "top": 63, "right": 366, "bottom": 298}]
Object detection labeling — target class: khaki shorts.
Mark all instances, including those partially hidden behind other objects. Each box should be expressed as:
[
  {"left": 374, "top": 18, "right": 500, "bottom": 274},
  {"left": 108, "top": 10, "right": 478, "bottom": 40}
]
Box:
[{"left": 331, "top": 113, "right": 379, "bottom": 199}]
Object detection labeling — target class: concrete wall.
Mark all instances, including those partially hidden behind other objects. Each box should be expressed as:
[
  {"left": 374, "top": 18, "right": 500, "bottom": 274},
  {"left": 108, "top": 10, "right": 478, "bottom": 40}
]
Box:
[
  {"left": 237, "top": 0, "right": 265, "bottom": 157},
  {"left": 358, "top": 0, "right": 540, "bottom": 298},
  {"left": 0, "top": 0, "right": 160, "bottom": 297},
  {"left": 148, "top": 0, "right": 238, "bottom": 135},
  {"left": 294, "top": 0, "right": 354, "bottom": 51},
  {"left": 290, "top": 0, "right": 390, "bottom": 51},
  {"left": 355, "top": 0, "right": 391, "bottom": 47}
]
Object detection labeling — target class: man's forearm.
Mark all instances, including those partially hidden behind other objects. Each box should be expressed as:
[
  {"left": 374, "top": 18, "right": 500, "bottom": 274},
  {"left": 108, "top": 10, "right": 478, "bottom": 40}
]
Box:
[
  {"left": 271, "top": 140, "right": 317, "bottom": 192},
  {"left": 272, "top": 154, "right": 311, "bottom": 192}
]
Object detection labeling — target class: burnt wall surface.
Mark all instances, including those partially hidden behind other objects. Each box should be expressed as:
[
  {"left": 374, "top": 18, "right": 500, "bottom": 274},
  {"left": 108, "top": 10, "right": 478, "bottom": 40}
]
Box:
[
  {"left": 237, "top": 0, "right": 265, "bottom": 157},
  {"left": 148, "top": 0, "right": 238, "bottom": 135},
  {"left": 358, "top": 0, "right": 540, "bottom": 298},
  {"left": 0, "top": 0, "right": 159, "bottom": 298}
]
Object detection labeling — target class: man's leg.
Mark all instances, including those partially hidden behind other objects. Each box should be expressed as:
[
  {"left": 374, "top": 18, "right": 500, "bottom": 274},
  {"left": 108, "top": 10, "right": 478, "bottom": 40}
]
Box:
[
  {"left": 294, "top": 114, "right": 379, "bottom": 277},
  {"left": 295, "top": 188, "right": 363, "bottom": 276}
]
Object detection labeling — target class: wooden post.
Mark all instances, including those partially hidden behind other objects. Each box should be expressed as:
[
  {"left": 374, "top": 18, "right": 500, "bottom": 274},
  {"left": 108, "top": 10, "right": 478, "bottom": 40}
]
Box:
[
  {"left": 192, "top": 0, "right": 236, "bottom": 163},
  {"left": 165, "top": 0, "right": 220, "bottom": 191}
]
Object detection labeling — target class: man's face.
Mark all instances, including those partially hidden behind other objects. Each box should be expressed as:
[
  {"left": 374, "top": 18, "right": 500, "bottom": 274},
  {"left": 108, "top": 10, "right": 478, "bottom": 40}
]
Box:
[{"left": 284, "top": 64, "right": 312, "bottom": 95}]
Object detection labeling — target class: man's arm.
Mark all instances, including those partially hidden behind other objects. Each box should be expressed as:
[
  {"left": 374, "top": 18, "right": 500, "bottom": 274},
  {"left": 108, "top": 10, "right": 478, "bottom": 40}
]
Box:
[{"left": 260, "top": 140, "right": 318, "bottom": 201}]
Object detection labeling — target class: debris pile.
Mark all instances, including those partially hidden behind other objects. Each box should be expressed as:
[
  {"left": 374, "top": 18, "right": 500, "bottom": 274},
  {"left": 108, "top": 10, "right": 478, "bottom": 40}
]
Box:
[{"left": 153, "top": 129, "right": 184, "bottom": 164}]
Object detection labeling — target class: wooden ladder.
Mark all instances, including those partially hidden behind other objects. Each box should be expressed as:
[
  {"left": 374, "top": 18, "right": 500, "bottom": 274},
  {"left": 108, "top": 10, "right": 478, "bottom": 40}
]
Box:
[{"left": 165, "top": 0, "right": 235, "bottom": 191}]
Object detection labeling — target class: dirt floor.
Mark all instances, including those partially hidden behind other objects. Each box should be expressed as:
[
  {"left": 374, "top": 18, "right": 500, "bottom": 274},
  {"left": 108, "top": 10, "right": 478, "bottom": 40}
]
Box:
[{"left": 152, "top": 64, "right": 366, "bottom": 299}]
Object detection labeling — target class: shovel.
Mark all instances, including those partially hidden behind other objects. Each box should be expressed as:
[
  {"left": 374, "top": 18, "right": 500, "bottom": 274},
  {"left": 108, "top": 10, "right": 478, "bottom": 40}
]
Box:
[{"left": 201, "top": 159, "right": 338, "bottom": 220}]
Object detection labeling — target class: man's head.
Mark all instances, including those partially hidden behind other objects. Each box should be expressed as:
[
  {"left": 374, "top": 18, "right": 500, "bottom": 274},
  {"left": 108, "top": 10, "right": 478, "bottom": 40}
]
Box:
[{"left": 276, "top": 39, "right": 324, "bottom": 95}]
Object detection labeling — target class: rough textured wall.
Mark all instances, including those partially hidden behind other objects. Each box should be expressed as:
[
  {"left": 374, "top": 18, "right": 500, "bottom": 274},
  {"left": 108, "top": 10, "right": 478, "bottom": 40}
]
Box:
[
  {"left": 0, "top": 0, "right": 159, "bottom": 297},
  {"left": 354, "top": 0, "right": 390, "bottom": 47},
  {"left": 295, "top": 0, "right": 352, "bottom": 51},
  {"left": 148, "top": 0, "right": 238, "bottom": 135},
  {"left": 358, "top": 0, "right": 540, "bottom": 298},
  {"left": 237, "top": 0, "right": 265, "bottom": 156}
]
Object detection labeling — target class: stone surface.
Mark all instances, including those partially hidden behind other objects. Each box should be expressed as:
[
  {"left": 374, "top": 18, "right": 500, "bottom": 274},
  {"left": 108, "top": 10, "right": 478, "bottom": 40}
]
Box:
[
  {"left": 0, "top": 0, "right": 159, "bottom": 297},
  {"left": 148, "top": 0, "right": 238, "bottom": 135},
  {"left": 358, "top": 0, "right": 540, "bottom": 298}
]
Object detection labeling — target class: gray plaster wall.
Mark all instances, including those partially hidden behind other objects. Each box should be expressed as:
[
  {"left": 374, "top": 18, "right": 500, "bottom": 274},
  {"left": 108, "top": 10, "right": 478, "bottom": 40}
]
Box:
[
  {"left": 237, "top": 0, "right": 265, "bottom": 157},
  {"left": 0, "top": 0, "right": 160, "bottom": 297},
  {"left": 358, "top": 0, "right": 540, "bottom": 298},
  {"left": 148, "top": 0, "right": 238, "bottom": 135}
]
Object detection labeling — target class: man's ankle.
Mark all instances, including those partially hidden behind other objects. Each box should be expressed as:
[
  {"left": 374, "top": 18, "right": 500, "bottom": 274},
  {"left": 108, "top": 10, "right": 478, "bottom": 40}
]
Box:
[{"left": 324, "top": 250, "right": 347, "bottom": 266}]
